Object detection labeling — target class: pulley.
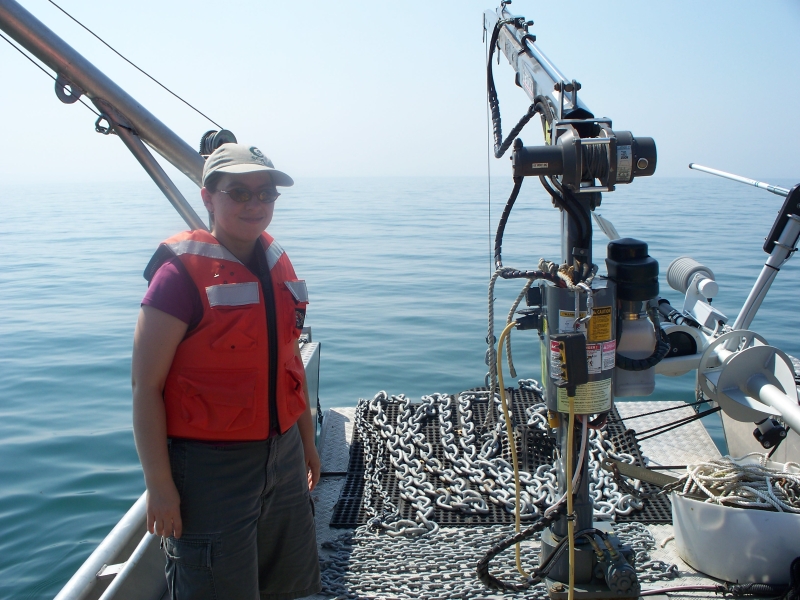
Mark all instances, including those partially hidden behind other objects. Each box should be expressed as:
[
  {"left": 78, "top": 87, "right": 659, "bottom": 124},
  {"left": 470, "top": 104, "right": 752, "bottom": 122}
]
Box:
[{"left": 698, "top": 329, "right": 800, "bottom": 433}]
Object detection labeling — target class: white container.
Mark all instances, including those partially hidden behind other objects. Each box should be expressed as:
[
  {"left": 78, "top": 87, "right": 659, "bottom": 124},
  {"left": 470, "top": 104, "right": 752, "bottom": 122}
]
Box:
[
  {"left": 613, "top": 317, "right": 656, "bottom": 397},
  {"left": 671, "top": 460, "right": 800, "bottom": 584}
]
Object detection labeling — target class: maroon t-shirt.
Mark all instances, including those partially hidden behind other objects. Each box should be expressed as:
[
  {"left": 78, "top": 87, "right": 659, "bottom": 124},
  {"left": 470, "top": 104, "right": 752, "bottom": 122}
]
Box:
[{"left": 141, "top": 257, "right": 203, "bottom": 331}]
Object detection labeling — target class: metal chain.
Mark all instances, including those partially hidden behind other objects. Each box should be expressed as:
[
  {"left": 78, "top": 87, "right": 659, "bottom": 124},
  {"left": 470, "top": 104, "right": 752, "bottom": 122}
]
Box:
[
  {"left": 320, "top": 522, "right": 678, "bottom": 599},
  {"left": 320, "top": 384, "right": 679, "bottom": 598},
  {"left": 357, "top": 384, "right": 649, "bottom": 532},
  {"left": 614, "top": 522, "right": 680, "bottom": 582}
]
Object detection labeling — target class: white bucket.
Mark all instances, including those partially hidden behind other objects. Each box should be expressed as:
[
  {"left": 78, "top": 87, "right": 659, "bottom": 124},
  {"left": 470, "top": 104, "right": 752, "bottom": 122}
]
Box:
[{"left": 671, "top": 459, "right": 800, "bottom": 584}]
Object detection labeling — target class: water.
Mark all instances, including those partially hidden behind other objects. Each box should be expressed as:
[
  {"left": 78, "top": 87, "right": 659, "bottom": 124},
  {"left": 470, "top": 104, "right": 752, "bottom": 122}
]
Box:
[{"left": 1, "top": 176, "right": 798, "bottom": 598}]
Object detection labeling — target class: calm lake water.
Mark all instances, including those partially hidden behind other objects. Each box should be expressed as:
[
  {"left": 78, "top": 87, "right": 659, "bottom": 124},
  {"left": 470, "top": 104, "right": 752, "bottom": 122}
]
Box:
[{"left": 1, "top": 176, "right": 798, "bottom": 598}]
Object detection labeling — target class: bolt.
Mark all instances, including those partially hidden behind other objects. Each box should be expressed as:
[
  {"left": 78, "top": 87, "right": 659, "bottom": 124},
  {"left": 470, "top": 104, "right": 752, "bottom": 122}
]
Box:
[{"left": 550, "top": 582, "right": 565, "bottom": 593}]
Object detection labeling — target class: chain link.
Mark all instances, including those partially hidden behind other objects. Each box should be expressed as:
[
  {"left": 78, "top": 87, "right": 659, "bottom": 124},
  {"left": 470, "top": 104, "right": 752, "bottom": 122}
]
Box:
[{"left": 320, "top": 384, "right": 680, "bottom": 597}]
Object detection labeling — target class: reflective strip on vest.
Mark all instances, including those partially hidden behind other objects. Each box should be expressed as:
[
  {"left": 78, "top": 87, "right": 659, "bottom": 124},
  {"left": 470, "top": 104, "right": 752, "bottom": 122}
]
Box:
[
  {"left": 169, "top": 240, "right": 241, "bottom": 263},
  {"left": 206, "top": 282, "right": 260, "bottom": 307},
  {"left": 284, "top": 280, "right": 308, "bottom": 303},
  {"left": 266, "top": 240, "right": 284, "bottom": 270}
]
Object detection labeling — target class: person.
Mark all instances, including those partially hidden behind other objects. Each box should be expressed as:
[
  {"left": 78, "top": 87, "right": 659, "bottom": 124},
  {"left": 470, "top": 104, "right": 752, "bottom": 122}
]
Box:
[{"left": 131, "top": 143, "right": 321, "bottom": 599}]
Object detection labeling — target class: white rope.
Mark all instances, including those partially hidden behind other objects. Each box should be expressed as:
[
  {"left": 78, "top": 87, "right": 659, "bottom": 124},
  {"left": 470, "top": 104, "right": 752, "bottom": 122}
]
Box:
[{"left": 674, "top": 454, "right": 800, "bottom": 512}]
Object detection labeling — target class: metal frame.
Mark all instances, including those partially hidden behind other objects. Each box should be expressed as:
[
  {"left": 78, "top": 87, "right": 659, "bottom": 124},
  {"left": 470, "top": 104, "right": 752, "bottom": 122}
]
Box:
[{"left": 0, "top": 0, "right": 207, "bottom": 230}]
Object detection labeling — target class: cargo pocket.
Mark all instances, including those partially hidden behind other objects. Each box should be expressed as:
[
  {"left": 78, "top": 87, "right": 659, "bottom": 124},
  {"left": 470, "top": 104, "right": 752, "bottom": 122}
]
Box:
[
  {"left": 176, "top": 368, "right": 257, "bottom": 432},
  {"left": 163, "top": 535, "right": 217, "bottom": 600},
  {"left": 284, "top": 355, "right": 307, "bottom": 421}
]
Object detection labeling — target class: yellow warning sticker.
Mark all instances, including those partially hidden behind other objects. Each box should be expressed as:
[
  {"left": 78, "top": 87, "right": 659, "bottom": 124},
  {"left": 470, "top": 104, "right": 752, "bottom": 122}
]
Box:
[
  {"left": 556, "top": 379, "right": 612, "bottom": 414},
  {"left": 587, "top": 306, "right": 612, "bottom": 342}
]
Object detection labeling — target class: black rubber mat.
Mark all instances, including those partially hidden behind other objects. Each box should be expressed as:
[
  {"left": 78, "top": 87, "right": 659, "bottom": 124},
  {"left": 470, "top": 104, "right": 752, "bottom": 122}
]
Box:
[{"left": 329, "top": 391, "right": 672, "bottom": 528}]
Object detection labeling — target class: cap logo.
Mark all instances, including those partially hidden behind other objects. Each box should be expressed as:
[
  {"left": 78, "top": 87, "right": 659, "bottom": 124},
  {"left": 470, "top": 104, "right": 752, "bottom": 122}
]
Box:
[{"left": 249, "top": 146, "right": 272, "bottom": 167}]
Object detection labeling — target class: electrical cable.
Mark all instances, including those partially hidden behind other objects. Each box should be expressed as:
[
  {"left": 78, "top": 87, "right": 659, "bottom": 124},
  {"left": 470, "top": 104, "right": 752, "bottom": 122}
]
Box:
[
  {"left": 46, "top": 0, "right": 222, "bottom": 129},
  {"left": 616, "top": 305, "right": 671, "bottom": 371},
  {"left": 486, "top": 17, "right": 540, "bottom": 158},
  {"left": 622, "top": 398, "right": 710, "bottom": 421},
  {"left": 0, "top": 30, "right": 101, "bottom": 118},
  {"left": 496, "top": 320, "right": 528, "bottom": 577},
  {"left": 539, "top": 175, "right": 591, "bottom": 272},
  {"left": 544, "top": 415, "right": 587, "bottom": 521},
  {"left": 566, "top": 394, "right": 576, "bottom": 600},
  {"left": 494, "top": 176, "right": 524, "bottom": 269},
  {"left": 636, "top": 406, "right": 721, "bottom": 442},
  {"left": 505, "top": 278, "right": 535, "bottom": 377},
  {"left": 485, "top": 28, "right": 494, "bottom": 279}
]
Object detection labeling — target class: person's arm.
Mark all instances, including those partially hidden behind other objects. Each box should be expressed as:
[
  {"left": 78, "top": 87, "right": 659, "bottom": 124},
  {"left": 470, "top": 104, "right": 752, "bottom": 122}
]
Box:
[
  {"left": 294, "top": 339, "right": 320, "bottom": 491},
  {"left": 131, "top": 305, "right": 188, "bottom": 538}
]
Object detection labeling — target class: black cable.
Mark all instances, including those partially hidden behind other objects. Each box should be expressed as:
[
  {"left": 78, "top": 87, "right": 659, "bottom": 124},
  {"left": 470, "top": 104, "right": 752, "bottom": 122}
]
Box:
[
  {"left": 539, "top": 175, "right": 591, "bottom": 277},
  {"left": 498, "top": 268, "right": 564, "bottom": 287},
  {"left": 46, "top": 0, "right": 222, "bottom": 129},
  {"left": 0, "top": 31, "right": 102, "bottom": 118},
  {"left": 636, "top": 406, "right": 721, "bottom": 442},
  {"left": 640, "top": 582, "right": 789, "bottom": 597},
  {"left": 581, "top": 144, "right": 610, "bottom": 181},
  {"left": 486, "top": 18, "right": 540, "bottom": 158},
  {"left": 486, "top": 47, "right": 494, "bottom": 280},
  {"left": 494, "top": 176, "right": 524, "bottom": 269},
  {"left": 616, "top": 306, "right": 671, "bottom": 371},
  {"left": 622, "top": 399, "right": 709, "bottom": 421}
]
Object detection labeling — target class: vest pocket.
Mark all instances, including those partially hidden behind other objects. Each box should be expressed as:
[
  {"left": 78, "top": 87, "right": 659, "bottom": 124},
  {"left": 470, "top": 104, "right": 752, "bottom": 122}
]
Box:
[
  {"left": 176, "top": 368, "right": 257, "bottom": 432},
  {"left": 278, "top": 280, "right": 308, "bottom": 341},
  {"left": 284, "top": 355, "right": 307, "bottom": 420}
]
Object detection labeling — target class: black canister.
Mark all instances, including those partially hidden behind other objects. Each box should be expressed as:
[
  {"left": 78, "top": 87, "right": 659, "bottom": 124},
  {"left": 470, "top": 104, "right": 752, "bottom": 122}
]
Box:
[{"left": 605, "top": 238, "right": 658, "bottom": 302}]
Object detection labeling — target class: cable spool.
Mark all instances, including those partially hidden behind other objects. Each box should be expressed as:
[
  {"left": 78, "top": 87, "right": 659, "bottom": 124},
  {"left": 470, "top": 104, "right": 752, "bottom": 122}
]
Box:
[
  {"left": 199, "top": 129, "right": 237, "bottom": 156},
  {"left": 666, "top": 257, "right": 715, "bottom": 294}
]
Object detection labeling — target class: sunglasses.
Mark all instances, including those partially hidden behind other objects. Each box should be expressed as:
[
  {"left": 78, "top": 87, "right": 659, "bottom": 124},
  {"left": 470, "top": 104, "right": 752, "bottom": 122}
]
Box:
[{"left": 219, "top": 188, "right": 281, "bottom": 204}]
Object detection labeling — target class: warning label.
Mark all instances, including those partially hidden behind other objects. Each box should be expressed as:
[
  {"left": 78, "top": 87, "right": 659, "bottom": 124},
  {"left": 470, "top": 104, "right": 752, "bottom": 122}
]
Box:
[
  {"left": 586, "top": 343, "right": 602, "bottom": 374},
  {"left": 588, "top": 306, "right": 612, "bottom": 342},
  {"left": 558, "top": 310, "right": 586, "bottom": 334},
  {"left": 557, "top": 379, "right": 612, "bottom": 413},
  {"left": 602, "top": 340, "right": 616, "bottom": 371}
]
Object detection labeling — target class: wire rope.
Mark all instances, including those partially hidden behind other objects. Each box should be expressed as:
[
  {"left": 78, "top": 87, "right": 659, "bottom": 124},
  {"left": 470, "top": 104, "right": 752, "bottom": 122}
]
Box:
[
  {"left": 46, "top": 0, "right": 222, "bottom": 128},
  {"left": 0, "top": 30, "right": 101, "bottom": 117}
]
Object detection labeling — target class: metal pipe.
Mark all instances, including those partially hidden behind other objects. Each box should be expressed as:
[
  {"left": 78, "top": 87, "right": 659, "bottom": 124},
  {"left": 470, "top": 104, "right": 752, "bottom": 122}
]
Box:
[
  {"left": 733, "top": 214, "right": 800, "bottom": 329},
  {"left": 97, "top": 533, "right": 166, "bottom": 600},
  {"left": 114, "top": 125, "right": 207, "bottom": 231},
  {"left": 689, "top": 163, "right": 789, "bottom": 197},
  {"left": 0, "top": 0, "right": 205, "bottom": 186},
  {"left": 54, "top": 493, "right": 146, "bottom": 600},
  {"left": 746, "top": 374, "right": 800, "bottom": 434}
]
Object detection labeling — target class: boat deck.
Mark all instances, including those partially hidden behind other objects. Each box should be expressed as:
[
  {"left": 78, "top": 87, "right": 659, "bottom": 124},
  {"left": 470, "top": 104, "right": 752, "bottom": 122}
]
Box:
[
  {"left": 58, "top": 398, "right": 791, "bottom": 600},
  {"left": 310, "top": 400, "right": 734, "bottom": 599}
]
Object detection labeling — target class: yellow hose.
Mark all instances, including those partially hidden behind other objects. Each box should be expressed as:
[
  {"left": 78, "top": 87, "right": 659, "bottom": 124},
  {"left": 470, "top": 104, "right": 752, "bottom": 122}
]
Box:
[
  {"left": 496, "top": 320, "right": 528, "bottom": 578},
  {"left": 567, "top": 394, "right": 576, "bottom": 600}
]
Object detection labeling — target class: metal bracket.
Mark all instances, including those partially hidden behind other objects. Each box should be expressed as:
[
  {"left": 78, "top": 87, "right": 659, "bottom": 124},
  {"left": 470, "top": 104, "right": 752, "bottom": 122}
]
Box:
[
  {"left": 94, "top": 115, "right": 114, "bottom": 135},
  {"left": 96, "top": 562, "right": 125, "bottom": 579},
  {"left": 54, "top": 73, "right": 83, "bottom": 104}
]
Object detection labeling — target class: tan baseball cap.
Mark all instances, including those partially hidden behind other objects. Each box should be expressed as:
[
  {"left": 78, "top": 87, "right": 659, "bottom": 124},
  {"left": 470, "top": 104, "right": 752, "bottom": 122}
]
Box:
[{"left": 202, "top": 143, "right": 294, "bottom": 187}]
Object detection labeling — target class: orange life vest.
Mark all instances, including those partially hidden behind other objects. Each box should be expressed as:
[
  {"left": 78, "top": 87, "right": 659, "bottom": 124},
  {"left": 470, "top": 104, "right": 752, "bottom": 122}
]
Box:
[{"left": 145, "top": 229, "right": 309, "bottom": 441}]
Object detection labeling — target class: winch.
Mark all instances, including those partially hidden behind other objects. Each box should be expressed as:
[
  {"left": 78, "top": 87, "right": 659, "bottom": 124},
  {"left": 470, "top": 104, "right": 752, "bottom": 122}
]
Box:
[{"left": 481, "top": 3, "right": 800, "bottom": 597}]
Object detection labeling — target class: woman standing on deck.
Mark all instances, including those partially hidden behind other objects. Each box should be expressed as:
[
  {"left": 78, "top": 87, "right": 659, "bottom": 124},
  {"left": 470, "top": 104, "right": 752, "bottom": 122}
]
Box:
[{"left": 131, "top": 143, "right": 321, "bottom": 599}]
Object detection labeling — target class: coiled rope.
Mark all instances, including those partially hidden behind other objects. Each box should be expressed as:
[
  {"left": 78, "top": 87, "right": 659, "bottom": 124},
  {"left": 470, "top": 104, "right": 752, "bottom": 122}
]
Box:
[{"left": 670, "top": 454, "right": 800, "bottom": 512}]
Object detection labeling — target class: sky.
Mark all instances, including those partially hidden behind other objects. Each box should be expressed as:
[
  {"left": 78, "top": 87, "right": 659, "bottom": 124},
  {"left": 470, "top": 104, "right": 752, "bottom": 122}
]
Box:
[{"left": 0, "top": 0, "right": 799, "bottom": 184}]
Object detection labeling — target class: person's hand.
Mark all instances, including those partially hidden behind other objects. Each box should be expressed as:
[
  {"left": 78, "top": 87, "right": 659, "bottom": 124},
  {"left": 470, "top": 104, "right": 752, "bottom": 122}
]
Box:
[
  {"left": 146, "top": 479, "right": 182, "bottom": 538},
  {"left": 304, "top": 443, "right": 321, "bottom": 491}
]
